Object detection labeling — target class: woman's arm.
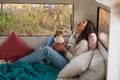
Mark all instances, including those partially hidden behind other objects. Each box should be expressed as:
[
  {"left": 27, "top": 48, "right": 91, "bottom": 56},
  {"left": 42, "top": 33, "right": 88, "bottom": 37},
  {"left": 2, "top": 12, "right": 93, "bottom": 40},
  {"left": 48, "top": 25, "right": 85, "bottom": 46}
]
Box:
[
  {"left": 65, "top": 39, "right": 88, "bottom": 61},
  {"left": 53, "top": 39, "right": 89, "bottom": 61},
  {"left": 53, "top": 43, "right": 74, "bottom": 61},
  {"left": 74, "top": 40, "right": 88, "bottom": 56}
]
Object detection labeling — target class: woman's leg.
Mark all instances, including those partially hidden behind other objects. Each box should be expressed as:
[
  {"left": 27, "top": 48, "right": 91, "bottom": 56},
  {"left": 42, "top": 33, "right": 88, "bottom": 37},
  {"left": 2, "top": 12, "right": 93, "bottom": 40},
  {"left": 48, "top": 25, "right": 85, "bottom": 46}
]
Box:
[
  {"left": 41, "top": 36, "right": 54, "bottom": 47},
  {"left": 19, "top": 46, "right": 68, "bottom": 69}
]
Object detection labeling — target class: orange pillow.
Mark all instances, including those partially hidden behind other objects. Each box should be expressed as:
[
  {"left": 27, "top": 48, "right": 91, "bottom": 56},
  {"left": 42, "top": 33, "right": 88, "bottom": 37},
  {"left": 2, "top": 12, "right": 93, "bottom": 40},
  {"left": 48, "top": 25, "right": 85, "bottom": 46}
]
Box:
[{"left": 0, "top": 32, "right": 34, "bottom": 62}]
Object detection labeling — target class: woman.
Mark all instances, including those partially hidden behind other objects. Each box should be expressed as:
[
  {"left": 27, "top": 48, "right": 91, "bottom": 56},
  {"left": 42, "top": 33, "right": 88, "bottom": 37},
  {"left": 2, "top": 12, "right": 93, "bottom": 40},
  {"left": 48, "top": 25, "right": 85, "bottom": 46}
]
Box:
[{"left": 19, "top": 20, "right": 96, "bottom": 70}]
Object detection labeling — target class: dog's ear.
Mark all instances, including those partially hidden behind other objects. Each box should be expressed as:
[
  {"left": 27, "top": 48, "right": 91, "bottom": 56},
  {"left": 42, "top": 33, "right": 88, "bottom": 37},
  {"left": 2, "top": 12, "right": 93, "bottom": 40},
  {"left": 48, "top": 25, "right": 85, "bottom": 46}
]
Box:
[
  {"left": 56, "top": 30, "right": 59, "bottom": 34},
  {"left": 54, "top": 30, "right": 60, "bottom": 37},
  {"left": 54, "top": 30, "right": 63, "bottom": 37}
]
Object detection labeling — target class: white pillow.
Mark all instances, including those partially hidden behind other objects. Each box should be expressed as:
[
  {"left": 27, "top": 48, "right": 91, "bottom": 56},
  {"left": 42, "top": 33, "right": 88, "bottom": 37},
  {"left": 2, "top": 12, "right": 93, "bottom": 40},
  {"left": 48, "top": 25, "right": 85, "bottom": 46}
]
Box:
[{"left": 57, "top": 51, "right": 93, "bottom": 79}]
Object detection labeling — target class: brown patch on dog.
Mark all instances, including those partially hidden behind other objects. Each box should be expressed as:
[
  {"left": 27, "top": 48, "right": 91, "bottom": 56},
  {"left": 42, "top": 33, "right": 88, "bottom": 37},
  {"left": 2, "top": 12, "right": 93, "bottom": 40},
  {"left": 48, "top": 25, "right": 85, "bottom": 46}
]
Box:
[{"left": 54, "top": 30, "right": 63, "bottom": 37}]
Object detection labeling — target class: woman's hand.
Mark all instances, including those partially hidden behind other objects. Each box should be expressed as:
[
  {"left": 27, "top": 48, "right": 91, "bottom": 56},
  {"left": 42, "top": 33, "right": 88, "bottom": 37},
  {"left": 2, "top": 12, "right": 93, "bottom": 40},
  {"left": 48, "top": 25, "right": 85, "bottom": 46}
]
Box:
[{"left": 53, "top": 42, "right": 68, "bottom": 54}]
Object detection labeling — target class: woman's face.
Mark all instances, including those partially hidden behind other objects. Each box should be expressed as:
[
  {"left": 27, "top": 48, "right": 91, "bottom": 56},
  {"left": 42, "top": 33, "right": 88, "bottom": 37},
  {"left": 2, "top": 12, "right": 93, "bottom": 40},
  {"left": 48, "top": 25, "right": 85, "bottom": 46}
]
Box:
[{"left": 76, "top": 20, "right": 88, "bottom": 33}]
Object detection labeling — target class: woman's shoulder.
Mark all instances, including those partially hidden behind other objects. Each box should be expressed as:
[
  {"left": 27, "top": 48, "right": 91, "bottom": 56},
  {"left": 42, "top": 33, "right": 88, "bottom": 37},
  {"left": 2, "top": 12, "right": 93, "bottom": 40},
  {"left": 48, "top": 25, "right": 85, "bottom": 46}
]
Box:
[
  {"left": 75, "top": 39, "right": 88, "bottom": 53},
  {"left": 79, "top": 39, "right": 88, "bottom": 44},
  {"left": 75, "top": 39, "right": 88, "bottom": 48}
]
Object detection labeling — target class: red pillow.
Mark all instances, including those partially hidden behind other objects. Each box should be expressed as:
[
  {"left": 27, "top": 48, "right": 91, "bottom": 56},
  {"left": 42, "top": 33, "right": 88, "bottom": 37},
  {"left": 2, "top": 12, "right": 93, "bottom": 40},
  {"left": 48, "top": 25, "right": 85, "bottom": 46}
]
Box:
[{"left": 0, "top": 32, "right": 34, "bottom": 62}]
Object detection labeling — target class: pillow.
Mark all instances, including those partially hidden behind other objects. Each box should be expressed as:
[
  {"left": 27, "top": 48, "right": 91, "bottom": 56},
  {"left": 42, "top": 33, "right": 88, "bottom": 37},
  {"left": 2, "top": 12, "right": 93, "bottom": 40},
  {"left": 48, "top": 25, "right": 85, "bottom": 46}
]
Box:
[
  {"left": 57, "top": 51, "right": 93, "bottom": 79},
  {"left": 0, "top": 32, "right": 34, "bottom": 62},
  {"left": 88, "top": 32, "right": 97, "bottom": 50}
]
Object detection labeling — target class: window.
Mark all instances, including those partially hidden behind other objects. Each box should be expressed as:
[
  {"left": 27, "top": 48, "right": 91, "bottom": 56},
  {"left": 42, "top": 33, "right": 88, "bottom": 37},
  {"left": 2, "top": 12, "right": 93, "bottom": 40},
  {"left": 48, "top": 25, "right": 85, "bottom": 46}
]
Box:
[
  {"left": 0, "top": 3, "right": 73, "bottom": 36},
  {"left": 97, "top": 7, "right": 110, "bottom": 50}
]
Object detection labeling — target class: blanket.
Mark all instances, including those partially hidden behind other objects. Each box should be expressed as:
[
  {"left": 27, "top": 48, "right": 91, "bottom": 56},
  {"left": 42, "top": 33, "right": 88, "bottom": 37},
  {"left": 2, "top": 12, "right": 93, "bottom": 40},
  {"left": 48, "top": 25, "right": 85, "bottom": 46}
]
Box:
[{"left": 0, "top": 61, "right": 60, "bottom": 80}]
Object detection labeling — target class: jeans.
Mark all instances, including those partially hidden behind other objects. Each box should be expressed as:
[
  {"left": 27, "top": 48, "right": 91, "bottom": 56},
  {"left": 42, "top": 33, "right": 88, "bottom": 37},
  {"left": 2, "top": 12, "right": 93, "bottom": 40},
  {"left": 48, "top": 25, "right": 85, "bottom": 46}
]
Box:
[
  {"left": 41, "top": 36, "right": 54, "bottom": 47},
  {"left": 19, "top": 46, "right": 68, "bottom": 70}
]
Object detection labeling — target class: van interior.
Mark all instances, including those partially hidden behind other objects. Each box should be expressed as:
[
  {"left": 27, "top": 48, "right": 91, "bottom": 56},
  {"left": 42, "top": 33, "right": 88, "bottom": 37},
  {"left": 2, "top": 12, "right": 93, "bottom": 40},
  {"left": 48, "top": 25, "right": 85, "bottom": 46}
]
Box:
[{"left": 0, "top": 0, "right": 119, "bottom": 80}]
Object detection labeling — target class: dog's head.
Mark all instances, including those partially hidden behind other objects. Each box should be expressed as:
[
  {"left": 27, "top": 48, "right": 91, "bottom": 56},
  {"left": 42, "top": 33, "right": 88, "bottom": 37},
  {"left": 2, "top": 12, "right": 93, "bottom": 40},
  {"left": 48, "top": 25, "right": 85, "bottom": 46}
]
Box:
[{"left": 54, "top": 30, "right": 63, "bottom": 37}]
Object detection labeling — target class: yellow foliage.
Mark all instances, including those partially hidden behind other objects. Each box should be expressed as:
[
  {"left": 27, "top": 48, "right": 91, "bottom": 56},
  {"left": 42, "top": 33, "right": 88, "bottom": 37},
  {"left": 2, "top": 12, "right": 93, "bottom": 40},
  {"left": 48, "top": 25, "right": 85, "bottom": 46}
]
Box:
[
  {"left": 54, "top": 13, "right": 57, "bottom": 20},
  {"left": 43, "top": 15, "right": 47, "bottom": 24}
]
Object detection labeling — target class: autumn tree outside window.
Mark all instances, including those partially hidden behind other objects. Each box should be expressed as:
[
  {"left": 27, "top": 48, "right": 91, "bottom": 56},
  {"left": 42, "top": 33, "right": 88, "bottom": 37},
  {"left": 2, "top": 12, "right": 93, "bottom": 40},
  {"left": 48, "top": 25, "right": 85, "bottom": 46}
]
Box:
[{"left": 0, "top": 3, "right": 73, "bottom": 36}]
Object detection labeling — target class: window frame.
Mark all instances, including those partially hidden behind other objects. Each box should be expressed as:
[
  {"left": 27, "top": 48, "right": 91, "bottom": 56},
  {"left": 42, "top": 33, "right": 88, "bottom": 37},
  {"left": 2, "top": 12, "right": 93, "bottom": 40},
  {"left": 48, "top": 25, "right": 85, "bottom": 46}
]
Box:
[{"left": 97, "top": 7, "right": 110, "bottom": 51}]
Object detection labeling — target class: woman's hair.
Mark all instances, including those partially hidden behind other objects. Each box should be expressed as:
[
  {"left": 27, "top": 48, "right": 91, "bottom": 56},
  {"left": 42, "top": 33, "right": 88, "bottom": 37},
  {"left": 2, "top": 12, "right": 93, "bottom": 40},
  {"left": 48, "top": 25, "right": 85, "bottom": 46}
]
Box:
[{"left": 76, "top": 20, "right": 96, "bottom": 44}]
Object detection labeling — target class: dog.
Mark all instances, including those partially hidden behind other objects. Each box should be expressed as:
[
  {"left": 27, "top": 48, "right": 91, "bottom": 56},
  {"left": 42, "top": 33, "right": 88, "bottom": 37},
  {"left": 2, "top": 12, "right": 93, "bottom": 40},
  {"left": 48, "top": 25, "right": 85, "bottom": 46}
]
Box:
[
  {"left": 54, "top": 30, "right": 65, "bottom": 44},
  {"left": 51, "top": 30, "right": 66, "bottom": 56}
]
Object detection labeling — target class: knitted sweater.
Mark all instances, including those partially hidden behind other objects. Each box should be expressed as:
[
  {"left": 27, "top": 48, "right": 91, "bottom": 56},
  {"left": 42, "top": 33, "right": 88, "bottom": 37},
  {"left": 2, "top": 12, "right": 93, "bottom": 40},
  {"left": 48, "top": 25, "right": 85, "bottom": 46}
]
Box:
[{"left": 65, "top": 32, "right": 88, "bottom": 61}]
